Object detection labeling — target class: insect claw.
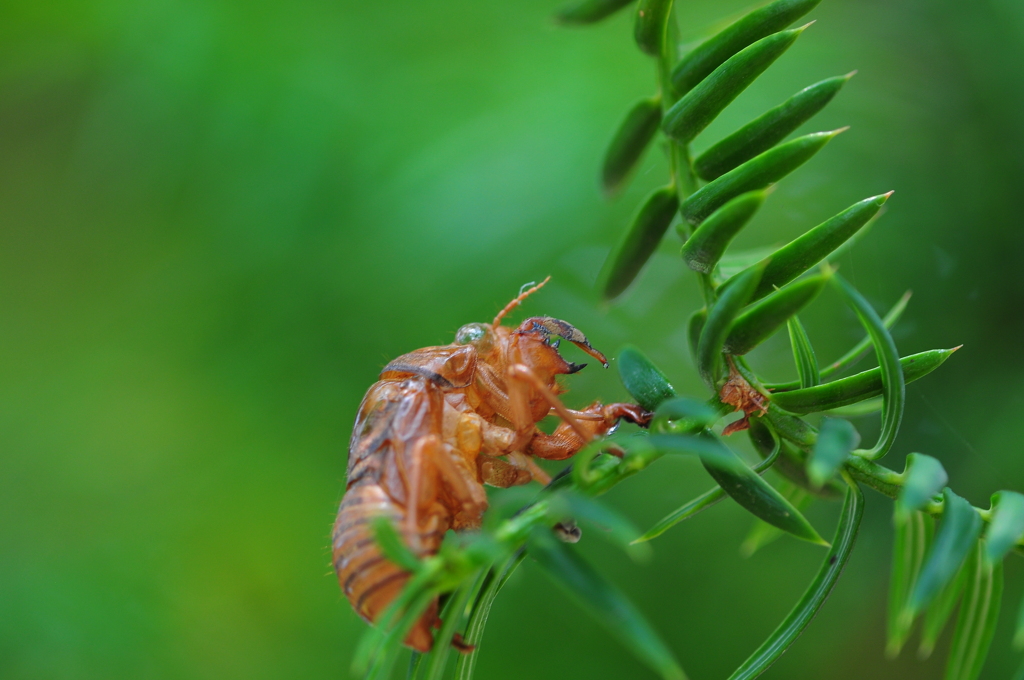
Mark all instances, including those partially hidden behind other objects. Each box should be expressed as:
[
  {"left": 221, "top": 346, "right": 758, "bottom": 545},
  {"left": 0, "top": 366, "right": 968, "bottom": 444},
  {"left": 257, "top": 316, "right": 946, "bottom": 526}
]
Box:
[
  {"left": 451, "top": 633, "right": 476, "bottom": 653},
  {"left": 566, "top": 361, "right": 587, "bottom": 374}
]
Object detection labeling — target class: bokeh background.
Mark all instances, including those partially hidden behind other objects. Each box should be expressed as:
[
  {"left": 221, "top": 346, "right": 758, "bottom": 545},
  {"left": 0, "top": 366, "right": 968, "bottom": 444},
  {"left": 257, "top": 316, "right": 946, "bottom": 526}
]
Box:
[{"left": 3, "top": 0, "right": 1024, "bottom": 678}]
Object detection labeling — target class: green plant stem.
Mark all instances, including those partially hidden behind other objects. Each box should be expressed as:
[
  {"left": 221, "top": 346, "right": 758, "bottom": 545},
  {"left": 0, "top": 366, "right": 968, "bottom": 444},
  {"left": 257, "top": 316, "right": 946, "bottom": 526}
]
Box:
[
  {"left": 657, "top": 7, "right": 697, "bottom": 227},
  {"left": 761, "top": 411, "right": 1010, "bottom": 536}
]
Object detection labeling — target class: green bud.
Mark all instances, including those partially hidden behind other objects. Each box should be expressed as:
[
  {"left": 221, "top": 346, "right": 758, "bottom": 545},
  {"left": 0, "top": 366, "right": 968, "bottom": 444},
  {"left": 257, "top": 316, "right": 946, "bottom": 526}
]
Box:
[
  {"left": 671, "top": 0, "right": 822, "bottom": 95},
  {"left": 680, "top": 129, "right": 843, "bottom": 226},
  {"left": 663, "top": 27, "right": 806, "bottom": 144},
  {"left": 602, "top": 96, "right": 662, "bottom": 196},
  {"left": 770, "top": 348, "right": 959, "bottom": 414},
  {"left": 807, "top": 417, "right": 859, "bottom": 488},
  {"left": 599, "top": 185, "right": 678, "bottom": 300},
  {"left": 634, "top": 0, "right": 674, "bottom": 57},
  {"left": 896, "top": 453, "right": 948, "bottom": 519},
  {"left": 695, "top": 73, "right": 854, "bottom": 181},
  {"left": 555, "top": 0, "right": 637, "bottom": 25},
  {"left": 723, "top": 271, "right": 831, "bottom": 355},
  {"left": 984, "top": 491, "right": 1024, "bottom": 565},
  {"left": 680, "top": 190, "right": 766, "bottom": 273},
  {"left": 617, "top": 345, "right": 675, "bottom": 411}
]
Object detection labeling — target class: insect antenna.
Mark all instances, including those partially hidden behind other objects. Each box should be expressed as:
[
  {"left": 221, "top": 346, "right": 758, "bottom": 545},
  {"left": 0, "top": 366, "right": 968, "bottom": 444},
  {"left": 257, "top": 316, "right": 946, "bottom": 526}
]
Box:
[{"left": 492, "top": 275, "right": 551, "bottom": 327}]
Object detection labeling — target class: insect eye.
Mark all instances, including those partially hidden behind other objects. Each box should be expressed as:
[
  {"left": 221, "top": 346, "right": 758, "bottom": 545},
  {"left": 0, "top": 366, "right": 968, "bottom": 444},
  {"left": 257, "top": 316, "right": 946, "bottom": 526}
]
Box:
[{"left": 455, "top": 323, "right": 489, "bottom": 347}]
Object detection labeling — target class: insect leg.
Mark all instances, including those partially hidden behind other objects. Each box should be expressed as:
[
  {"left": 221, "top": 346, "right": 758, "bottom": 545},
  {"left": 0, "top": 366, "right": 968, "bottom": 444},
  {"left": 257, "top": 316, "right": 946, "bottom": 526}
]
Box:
[
  {"left": 506, "top": 363, "right": 595, "bottom": 448},
  {"left": 529, "top": 401, "right": 652, "bottom": 460}
]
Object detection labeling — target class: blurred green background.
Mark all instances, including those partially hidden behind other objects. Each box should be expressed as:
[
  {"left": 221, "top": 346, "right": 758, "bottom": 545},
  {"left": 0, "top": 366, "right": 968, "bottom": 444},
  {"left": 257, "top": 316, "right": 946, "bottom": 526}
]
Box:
[{"left": 3, "top": 0, "right": 1024, "bottom": 678}]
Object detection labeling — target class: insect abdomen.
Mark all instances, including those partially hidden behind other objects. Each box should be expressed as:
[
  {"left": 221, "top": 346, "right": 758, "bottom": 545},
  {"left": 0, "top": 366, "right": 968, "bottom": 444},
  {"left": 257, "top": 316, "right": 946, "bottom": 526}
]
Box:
[{"left": 332, "top": 482, "right": 438, "bottom": 652}]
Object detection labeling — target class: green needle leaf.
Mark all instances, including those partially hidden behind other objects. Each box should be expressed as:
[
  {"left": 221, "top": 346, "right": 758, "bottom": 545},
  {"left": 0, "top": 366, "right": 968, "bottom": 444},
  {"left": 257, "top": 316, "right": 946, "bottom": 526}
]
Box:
[
  {"left": 907, "top": 488, "right": 983, "bottom": 617},
  {"left": 680, "top": 190, "right": 767, "bottom": 273},
  {"left": 787, "top": 315, "right": 820, "bottom": 388},
  {"left": 697, "top": 262, "right": 765, "bottom": 387},
  {"left": 945, "top": 543, "right": 1003, "bottom": 680},
  {"left": 1014, "top": 588, "right": 1024, "bottom": 651},
  {"left": 455, "top": 552, "right": 525, "bottom": 680},
  {"left": 680, "top": 130, "right": 843, "bottom": 226},
  {"left": 687, "top": 308, "right": 707, "bottom": 366},
  {"left": 807, "top": 417, "right": 859, "bottom": 488},
  {"left": 740, "top": 479, "right": 814, "bottom": 556},
  {"left": 526, "top": 526, "right": 687, "bottom": 680},
  {"left": 651, "top": 396, "right": 720, "bottom": 432},
  {"left": 919, "top": 553, "right": 970, "bottom": 660},
  {"left": 767, "top": 291, "right": 911, "bottom": 391},
  {"left": 695, "top": 73, "right": 854, "bottom": 180},
  {"left": 634, "top": 0, "right": 675, "bottom": 57},
  {"left": 617, "top": 345, "right": 676, "bottom": 411},
  {"left": 727, "top": 477, "right": 864, "bottom": 680},
  {"left": 419, "top": 575, "right": 481, "bottom": 680},
  {"left": 722, "top": 193, "right": 891, "bottom": 302},
  {"left": 603, "top": 96, "right": 662, "bottom": 195},
  {"left": 640, "top": 433, "right": 747, "bottom": 472},
  {"left": 769, "top": 348, "right": 957, "bottom": 414},
  {"left": 887, "top": 510, "right": 935, "bottom": 657},
  {"left": 663, "top": 27, "right": 807, "bottom": 144},
  {"left": 354, "top": 569, "right": 438, "bottom": 679},
  {"left": 554, "top": 0, "right": 637, "bottom": 25},
  {"left": 634, "top": 426, "right": 781, "bottom": 543},
  {"left": 983, "top": 491, "right": 1024, "bottom": 564},
  {"left": 599, "top": 185, "right": 679, "bottom": 300},
  {"left": 723, "top": 270, "right": 831, "bottom": 355},
  {"left": 698, "top": 433, "right": 827, "bottom": 545},
  {"left": 547, "top": 490, "right": 650, "bottom": 557},
  {"left": 671, "top": 0, "right": 822, "bottom": 95},
  {"left": 897, "top": 453, "right": 948, "bottom": 519},
  {"left": 833, "top": 275, "right": 904, "bottom": 460},
  {"left": 371, "top": 516, "right": 424, "bottom": 572}
]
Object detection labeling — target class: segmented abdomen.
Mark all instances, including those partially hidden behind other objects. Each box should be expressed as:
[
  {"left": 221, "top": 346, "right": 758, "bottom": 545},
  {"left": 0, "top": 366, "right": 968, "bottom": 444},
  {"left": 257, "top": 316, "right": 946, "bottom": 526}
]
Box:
[{"left": 332, "top": 482, "right": 441, "bottom": 652}]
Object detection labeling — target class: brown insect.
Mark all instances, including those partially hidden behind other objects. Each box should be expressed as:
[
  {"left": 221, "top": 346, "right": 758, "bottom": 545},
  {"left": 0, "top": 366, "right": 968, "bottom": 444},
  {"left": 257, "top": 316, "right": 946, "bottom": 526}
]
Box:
[
  {"left": 332, "top": 278, "right": 649, "bottom": 651},
  {"left": 719, "top": 358, "right": 768, "bottom": 436}
]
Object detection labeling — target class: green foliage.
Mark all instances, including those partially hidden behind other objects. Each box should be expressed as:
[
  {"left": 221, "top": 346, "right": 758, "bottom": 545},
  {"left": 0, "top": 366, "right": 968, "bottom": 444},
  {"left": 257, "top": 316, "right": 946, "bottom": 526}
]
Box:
[
  {"left": 897, "top": 453, "right": 948, "bottom": 518},
  {"left": 554, "top": 0, "right": 637, "bottom": 25},
  {"left": 770, "top": 349, "right": 955, "bottom": 413},
  {"left": 807, "top": 418, "right": 859, "bottom": 488},
  {"left": 696, "top": 261, "right": 764, "bottom": 386},
  {"left": 786, "top": 315, "right": 820, "bottom": 388},
  {"left": 680, "top": 129, "right": 843, "bottom": 226},
  {"left": 599, "top": 185, "right": 678, "bottom": 300},
  {"left": 663, "top": 27, "right": 806, "bottom": 143},
  {"left": 526, "top": 526, "right": 684, "bottom": 680},
  {"left": 679, "top": 190, "right": 767, "bottom": 273},
  {"left": 908, "top": 489, "right": 984, "bottom": 616},
  {"left": 694, "top": 73, "right": 854, "bottom": 180},
  {"left": 617, "top": 345, "right": 676, "bottom": 411},
  {"left": 887, "top": 510, "right": 933, "bottom": 657},
  {"left": 347, "top": 1, "right": 1024, "bottom": 678},
  {"left": 722, "top": 270, "right": 830, "bottom": 355},
  {"left": 727, "top": 478, "right": 864, "bottom": 679},
  {"left": 602, "top": 96, "right": 662, "bottom": 195},
  {"left": 670, "top": 0, "right": 821, "bottom": 95}
]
